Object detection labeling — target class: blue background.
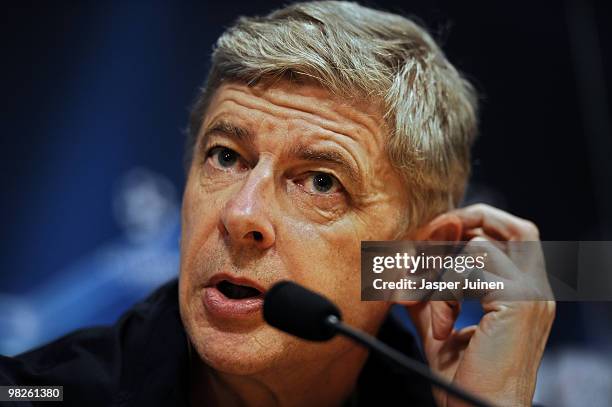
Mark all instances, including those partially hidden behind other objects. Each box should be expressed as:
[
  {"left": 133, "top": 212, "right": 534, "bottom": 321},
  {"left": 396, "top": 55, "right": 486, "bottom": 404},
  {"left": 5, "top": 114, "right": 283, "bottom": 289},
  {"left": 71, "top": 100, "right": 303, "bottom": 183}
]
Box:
[{"left": 1, "top": 1, "right": 611, "bottom": 405}]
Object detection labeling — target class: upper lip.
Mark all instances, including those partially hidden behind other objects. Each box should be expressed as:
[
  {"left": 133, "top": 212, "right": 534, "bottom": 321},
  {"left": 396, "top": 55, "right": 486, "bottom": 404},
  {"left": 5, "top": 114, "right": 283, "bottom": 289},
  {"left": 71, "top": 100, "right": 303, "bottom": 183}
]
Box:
[{"left": 206, "top": 273, "right": 267, "bottom": 294}]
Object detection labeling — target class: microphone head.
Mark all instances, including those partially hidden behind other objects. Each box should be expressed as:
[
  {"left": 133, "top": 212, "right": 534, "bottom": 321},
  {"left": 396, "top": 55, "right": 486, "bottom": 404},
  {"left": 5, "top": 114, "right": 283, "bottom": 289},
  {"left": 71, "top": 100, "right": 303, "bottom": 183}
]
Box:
[{"left": 263, "top": 281, "right": 342, "bottom": 341}]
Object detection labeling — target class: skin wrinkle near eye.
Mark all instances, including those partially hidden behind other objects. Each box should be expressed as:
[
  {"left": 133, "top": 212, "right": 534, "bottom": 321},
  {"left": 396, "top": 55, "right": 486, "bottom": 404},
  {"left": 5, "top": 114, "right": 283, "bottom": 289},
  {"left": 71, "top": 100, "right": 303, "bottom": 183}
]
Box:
[
  {"left": 199, "top": 134, "right": 398, "bottom": 219},
  {"left": 201, "top": 134, "right": 350, "bottom": 213},
  {"left": 202, "top": 141, "right": 349, "bottom": 226},
  {"left": 284, "top": 179, "right": 348, "bottom": 226}
]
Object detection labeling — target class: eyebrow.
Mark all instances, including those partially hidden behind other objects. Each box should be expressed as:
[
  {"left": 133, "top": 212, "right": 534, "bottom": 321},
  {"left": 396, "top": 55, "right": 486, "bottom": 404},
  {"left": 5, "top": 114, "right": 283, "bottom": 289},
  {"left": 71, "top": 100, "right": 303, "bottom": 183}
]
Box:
[
  {"left": 201, "top": 119, "right": 254, "bottom": 146},
  {"left": 288, "top": 144, "right": 363, "bottom": 186}
]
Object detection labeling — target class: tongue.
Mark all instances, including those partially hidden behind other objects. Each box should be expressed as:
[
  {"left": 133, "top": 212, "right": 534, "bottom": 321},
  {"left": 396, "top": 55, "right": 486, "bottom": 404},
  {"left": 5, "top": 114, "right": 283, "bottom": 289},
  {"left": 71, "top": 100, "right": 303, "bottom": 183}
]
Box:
[{"left": 217, "top": 280, "right": 261, "bottom": 300}]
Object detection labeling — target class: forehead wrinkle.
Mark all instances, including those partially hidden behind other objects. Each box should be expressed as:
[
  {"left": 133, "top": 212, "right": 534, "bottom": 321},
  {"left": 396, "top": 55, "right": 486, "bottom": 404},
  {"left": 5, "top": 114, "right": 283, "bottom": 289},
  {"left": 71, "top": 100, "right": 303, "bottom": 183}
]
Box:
[
  {"left": 221, "top": 85, "right": 385, "bottom": 151},
  {"left": 207, "top": 96, "right": 376, "bottom": 170},
  {"left": 261, "top": 90, "right": 381, "bottom": 144},
  {"left": 213, "top": 93, "right": 386, "bottom": 185}
]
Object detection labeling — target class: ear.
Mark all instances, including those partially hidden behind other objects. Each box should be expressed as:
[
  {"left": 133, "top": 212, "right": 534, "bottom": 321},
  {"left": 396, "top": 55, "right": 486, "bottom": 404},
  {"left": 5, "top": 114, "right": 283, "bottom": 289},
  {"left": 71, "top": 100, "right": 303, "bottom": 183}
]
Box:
[
  {"left": 411, "top": 212, "right": 463, "bottom": 242},
  {"left": 395, "top": 212, "right": 463, "bottom": 307}
]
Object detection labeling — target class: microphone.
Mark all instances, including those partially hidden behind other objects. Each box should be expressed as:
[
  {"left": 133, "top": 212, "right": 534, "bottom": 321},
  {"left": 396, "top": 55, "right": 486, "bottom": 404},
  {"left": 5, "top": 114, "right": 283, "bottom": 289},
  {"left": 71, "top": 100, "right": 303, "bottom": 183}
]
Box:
[
  {"left": 263, "top": 281, "right": 494, "bottom": 407},
  {"left": 263, "top": 280, "right": 341, "bottom": 341}
]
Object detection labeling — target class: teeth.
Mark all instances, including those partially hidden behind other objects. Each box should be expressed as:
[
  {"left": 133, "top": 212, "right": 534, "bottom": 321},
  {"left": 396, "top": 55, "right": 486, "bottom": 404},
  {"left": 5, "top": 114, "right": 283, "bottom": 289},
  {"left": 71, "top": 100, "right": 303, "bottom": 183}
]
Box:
[{"left": 217, "top": 280, "right": 261, "bottom": 299}]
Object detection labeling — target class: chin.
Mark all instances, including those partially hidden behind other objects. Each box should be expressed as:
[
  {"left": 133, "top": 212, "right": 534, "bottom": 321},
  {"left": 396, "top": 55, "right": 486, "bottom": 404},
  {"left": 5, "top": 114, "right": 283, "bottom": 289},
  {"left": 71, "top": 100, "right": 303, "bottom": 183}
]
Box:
[{"left": 188, "top": 319, "right": 292, "bottom": 376}]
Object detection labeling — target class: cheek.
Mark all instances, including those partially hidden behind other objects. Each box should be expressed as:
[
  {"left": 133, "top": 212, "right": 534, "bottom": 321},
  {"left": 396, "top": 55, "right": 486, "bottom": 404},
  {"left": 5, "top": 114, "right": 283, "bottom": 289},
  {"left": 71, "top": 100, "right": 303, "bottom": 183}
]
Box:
[
  {"left": 280, "top": 218, "right": 388, "bottom": 334},
  {"left": 281, "top": 217, "right": 358, "bottom": 282},
  {"left": 180, "top": 179, "right": 224, "bottom": 280},
  {"left": 181, "top": 176, "right": 209, "bottom": 240}
]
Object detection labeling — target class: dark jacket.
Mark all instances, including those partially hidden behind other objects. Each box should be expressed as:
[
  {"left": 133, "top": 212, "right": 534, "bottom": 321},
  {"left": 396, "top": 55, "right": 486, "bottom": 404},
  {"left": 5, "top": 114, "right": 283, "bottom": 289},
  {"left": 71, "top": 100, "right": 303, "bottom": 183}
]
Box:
[{"left": 0, "top": 279, "right": 436, "bottom": 406}]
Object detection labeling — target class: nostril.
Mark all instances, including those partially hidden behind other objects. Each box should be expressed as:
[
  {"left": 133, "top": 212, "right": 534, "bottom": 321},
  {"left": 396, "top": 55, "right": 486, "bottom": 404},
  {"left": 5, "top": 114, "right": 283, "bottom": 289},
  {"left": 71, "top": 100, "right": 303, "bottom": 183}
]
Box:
[{"left": 252, "top": 231, "right": 263, "bottom": 242}]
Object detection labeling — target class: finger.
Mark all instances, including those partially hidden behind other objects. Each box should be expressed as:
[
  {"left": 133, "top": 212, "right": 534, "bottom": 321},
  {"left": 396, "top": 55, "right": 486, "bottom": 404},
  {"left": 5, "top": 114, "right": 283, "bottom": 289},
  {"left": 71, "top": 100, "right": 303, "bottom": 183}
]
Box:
[
  {"left": 507, "top": 240, "right": 547, "bottom": 277},
  {"left": 462, "top": 221, "right": 508, "bottom": 242},
  {"left": 454, "top": 324, "right": 477, "bottom": 342},
  {"left": 394, "top": 299, "right": 420, "bottom": 307},
  {"left": 464, "top": 237, "right": 552, "bottom": 301},
  {"left": 431, "top": 300, "right": 461, "bottom": 340},
  {"left": 406, "top": 301, "right": 432, "bottom": 340},
  {"left": 464, "top": 236, "right": 520, "bottom": 280},
  {"left": 452, "top": 203, "right": 540, "bottom": 241},
  {"left": 463, "top": 228, "right": 509, "bottom": 253},
  {"left": 465, "top": 236, "right": 547, "bottom": 284}
]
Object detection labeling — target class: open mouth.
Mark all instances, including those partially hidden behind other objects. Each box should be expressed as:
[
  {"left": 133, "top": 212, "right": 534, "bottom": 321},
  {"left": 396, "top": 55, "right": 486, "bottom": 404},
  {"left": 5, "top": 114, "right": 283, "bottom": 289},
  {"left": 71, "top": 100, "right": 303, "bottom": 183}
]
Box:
[{"left": 216, "top": 280, "right": 263, "bottom": 300}]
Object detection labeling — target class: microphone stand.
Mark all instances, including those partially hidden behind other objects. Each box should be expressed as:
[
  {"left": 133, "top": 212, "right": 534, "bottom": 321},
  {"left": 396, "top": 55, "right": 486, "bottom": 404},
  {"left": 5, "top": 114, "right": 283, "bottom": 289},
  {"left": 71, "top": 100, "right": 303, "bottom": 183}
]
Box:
[{"left": 324, "top": 315, "right": 495, "bottom": 407}]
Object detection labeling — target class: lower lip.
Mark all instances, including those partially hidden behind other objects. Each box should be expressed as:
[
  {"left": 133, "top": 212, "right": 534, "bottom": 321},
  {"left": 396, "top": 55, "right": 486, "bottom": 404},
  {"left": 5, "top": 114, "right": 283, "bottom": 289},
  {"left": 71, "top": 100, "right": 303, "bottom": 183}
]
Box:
[{"left": 202, "top": 286, "right": 263, "bottom": 318}]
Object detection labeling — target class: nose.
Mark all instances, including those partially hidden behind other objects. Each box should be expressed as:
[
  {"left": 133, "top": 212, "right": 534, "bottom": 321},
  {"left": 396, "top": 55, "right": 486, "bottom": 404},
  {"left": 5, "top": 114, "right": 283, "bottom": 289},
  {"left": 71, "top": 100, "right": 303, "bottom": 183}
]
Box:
[{"left": 220, "top": 165, "right": 276, "bottom": 250}]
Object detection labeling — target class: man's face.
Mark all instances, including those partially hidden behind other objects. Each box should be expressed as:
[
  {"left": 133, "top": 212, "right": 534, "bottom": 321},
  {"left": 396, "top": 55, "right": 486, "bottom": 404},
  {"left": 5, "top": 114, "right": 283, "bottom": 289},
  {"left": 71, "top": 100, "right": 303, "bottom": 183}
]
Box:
[{"left": 179, "top": 80, "right": 410, "bottom": 376}]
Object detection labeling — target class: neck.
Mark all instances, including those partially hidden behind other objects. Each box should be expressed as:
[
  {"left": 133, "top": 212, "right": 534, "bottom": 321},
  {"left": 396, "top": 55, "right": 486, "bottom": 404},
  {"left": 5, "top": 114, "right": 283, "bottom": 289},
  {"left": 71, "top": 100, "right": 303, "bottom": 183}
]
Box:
[{"left": 189, "top": 339, "right": 369, "bottom": 407}]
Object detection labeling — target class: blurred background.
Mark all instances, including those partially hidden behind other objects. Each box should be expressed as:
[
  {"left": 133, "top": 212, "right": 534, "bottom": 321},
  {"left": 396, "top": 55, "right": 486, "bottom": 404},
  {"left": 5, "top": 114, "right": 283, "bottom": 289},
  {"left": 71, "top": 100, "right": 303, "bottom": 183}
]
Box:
[{"left": 1, "top": 0, "right": 611, "bottom": 405}]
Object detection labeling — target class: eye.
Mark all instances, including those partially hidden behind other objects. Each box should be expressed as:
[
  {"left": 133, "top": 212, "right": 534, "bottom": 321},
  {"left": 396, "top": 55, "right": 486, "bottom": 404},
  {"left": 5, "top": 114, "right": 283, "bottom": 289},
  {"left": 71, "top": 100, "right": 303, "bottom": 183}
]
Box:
[
  {"left": 301, "top": 172, "right": 343, "bottom": 194},
  {"left": 207, "top": 147, "right": 244, "bottom": 170}
]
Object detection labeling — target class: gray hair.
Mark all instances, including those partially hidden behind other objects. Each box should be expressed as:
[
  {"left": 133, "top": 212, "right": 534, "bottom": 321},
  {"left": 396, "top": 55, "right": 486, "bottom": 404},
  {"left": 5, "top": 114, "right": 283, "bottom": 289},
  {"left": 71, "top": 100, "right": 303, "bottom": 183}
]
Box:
[{"left": 186, "top": 1, "right": 478, "bottom": 230}]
